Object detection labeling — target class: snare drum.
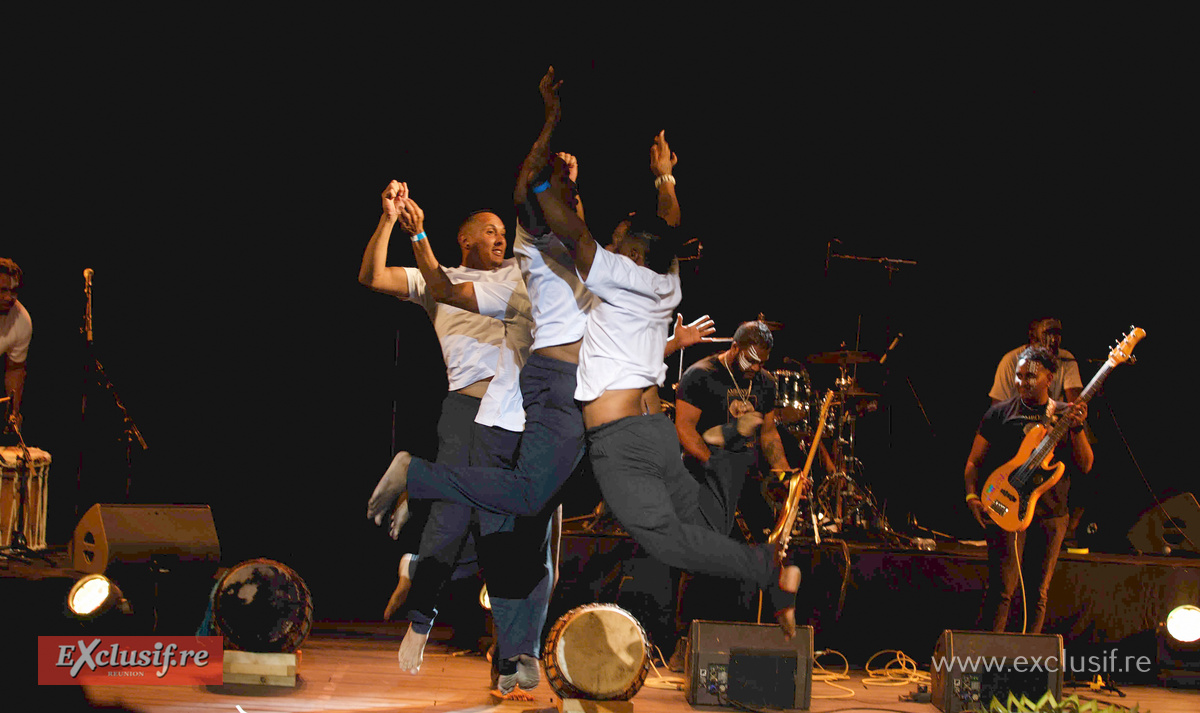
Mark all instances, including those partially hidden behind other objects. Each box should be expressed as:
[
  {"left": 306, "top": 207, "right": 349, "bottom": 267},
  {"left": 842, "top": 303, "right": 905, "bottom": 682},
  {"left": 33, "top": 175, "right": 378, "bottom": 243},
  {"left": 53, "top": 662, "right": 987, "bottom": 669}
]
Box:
[
  {"left": 543, "top": 603, "right": 651, "bottom": 700},
  {"left": 773, "top": 370, "right": 812, "bottom": 430},
  {"left": 0, "top": 446, "right": 51, "bottom": 550}
]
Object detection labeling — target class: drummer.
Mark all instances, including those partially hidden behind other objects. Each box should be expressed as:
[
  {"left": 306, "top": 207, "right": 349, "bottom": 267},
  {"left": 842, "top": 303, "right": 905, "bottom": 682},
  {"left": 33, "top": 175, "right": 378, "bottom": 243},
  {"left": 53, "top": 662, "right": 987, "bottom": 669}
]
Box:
[
  {"left": 0, "top": 258, "right": 30, "bottom": 433},
  {"left": 668, "top": 320, "right": 793, "bottom": 668},
  {"left": 675, "top": 319, "right": 792, "bottom": 529}
]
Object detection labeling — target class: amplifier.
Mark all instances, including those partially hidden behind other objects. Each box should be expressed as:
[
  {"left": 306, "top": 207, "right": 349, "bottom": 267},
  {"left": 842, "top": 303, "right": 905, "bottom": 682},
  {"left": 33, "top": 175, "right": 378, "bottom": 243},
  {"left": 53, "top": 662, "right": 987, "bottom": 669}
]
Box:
[
  {"left": 685, "top": 620, "right": 813, "bottom": 710},
  {"left": 930, "top": 630, "right": 1063, "bottom": 712}
]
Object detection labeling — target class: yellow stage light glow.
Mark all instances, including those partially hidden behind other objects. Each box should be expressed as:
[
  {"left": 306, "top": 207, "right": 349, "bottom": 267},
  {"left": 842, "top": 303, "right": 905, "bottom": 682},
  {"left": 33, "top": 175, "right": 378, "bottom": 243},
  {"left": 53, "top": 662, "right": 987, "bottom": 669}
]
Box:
[{"left": 1165, "top": 605, "right": 1200, "bottom": 643}]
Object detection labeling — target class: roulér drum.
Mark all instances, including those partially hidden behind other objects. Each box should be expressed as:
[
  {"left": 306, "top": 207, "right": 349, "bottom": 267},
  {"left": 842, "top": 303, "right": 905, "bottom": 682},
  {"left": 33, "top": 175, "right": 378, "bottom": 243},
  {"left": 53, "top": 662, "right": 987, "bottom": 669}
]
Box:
[
  {"left": 0, "top": 446, "right": 51, "bottom": 550},
  {"left": 543, "top": 603, "right": 651, "bottom": 700}
]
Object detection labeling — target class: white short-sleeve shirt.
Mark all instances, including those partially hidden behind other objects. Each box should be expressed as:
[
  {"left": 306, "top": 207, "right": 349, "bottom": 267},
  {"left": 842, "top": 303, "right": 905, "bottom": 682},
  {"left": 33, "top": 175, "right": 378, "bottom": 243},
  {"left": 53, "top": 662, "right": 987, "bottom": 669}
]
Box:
[
  {"left": 0, "top": 301, "right": 32, "bottom": 364},
  {"left": 575, "top": 248, "right": 681, "bottom": 402},
  {"left": 513, "top": 224, "right": 596, "bottom": 351},
  {"left": 402, "top": 260, "right": 531, "bottom": 431}
]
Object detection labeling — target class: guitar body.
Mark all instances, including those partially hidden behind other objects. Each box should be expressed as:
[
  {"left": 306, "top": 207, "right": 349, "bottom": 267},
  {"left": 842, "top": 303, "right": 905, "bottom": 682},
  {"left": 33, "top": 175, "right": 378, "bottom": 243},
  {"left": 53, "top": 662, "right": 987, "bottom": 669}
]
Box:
[{"left": 980, "top": 424, "right": 1067, "bottom": 532}]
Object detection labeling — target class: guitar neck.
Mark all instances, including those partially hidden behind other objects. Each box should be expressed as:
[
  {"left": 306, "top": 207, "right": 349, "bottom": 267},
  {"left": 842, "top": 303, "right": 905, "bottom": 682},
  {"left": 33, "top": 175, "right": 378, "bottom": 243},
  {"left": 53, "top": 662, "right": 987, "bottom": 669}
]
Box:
[{"left": 1034, "top": 358, "right": 1114, "bottom": 456}]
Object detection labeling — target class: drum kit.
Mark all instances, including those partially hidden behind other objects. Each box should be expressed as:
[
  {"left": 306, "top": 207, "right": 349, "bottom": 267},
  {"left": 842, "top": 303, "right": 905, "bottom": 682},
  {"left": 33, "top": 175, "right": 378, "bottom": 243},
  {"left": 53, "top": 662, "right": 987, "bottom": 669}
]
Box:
[{"left": 769, "top": 348, "right": 890, "bottom": 542}]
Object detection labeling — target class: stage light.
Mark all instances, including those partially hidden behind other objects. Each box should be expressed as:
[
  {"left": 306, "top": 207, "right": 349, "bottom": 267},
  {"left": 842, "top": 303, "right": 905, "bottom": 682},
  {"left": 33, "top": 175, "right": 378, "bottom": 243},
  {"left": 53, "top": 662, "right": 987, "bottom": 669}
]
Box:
[
  {"left": 1166, "top": 605, "right": 1200, "bottom": 643},
  {"left": 67, "top": 574, "right": 131, "bottom": 619}
]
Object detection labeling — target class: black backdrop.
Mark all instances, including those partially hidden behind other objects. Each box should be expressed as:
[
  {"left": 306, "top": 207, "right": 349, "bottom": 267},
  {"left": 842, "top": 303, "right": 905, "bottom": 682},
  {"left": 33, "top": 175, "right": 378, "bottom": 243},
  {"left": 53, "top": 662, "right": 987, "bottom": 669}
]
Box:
[{"left": 7, "top": 11, "right": 1188, "bottom": 621}]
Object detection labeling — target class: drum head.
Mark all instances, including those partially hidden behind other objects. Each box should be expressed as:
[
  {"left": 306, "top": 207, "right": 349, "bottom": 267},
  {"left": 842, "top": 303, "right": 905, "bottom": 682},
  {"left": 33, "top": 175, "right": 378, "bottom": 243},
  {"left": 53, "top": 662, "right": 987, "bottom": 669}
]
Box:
[{"left": 548, "top": 604, "right": 649, "bottom": 699}]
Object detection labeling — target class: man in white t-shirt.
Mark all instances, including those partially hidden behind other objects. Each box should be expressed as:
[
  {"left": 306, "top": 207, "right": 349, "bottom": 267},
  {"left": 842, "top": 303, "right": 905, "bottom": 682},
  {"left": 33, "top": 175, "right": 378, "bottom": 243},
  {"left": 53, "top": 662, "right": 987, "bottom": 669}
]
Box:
[
  {"left": 360, "top": 185, "right": 544, "bottom": 688},
  {"left": 989, "top": 318, "right": 1083, "bottom": 404},
  {"left": 366, "top": 69, "right": 719, "bottom": 688},
  {"left": 0, "top": 258, "right": 31, "bottom": 433}
]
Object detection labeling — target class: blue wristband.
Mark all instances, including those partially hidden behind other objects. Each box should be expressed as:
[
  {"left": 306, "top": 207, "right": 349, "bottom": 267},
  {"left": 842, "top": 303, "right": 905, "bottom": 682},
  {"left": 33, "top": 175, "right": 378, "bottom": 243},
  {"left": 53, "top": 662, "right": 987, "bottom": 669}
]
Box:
[
  {"left": 531, "top": 180, "right": 551, "bottom": 194},
  {"left": 410, "top": 231, "right": 427, "bottom": 243}
]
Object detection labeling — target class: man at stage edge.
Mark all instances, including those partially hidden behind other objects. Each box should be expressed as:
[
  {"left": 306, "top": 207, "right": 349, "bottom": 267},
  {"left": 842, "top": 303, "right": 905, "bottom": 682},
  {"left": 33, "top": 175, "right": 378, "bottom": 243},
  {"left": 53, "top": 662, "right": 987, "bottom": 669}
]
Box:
[
  {"left": 0, "top": 258, "right": 30, "bottom": 432},
  {"left": 964, "top": 345, "right": 1092, "bottom": 634}
]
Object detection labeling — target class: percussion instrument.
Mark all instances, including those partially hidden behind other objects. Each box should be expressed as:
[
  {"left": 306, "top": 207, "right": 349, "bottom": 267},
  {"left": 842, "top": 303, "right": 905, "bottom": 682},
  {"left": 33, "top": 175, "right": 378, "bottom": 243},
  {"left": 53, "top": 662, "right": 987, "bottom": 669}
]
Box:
[
  {"left": 543, "top": 603, "right": 651, "bottom": 700},
  {"left": 772, "top": 369, "right": 812, "bottom": 431},
  {"left": 212, "top": 558, "right": 313, "bottom": 653},
  {"left": 0, "top": 446, "right": 51, "bottom": 550}
]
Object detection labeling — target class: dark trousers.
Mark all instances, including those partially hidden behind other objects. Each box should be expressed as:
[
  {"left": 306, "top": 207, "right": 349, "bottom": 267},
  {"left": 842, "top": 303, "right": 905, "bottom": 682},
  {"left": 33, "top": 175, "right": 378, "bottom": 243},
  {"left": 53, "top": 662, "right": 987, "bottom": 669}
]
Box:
[
  {"left": 405, "top": 355, "right": 581, "bottom": 656},
  {"left": 407, "top": 392, "right": 491, "bottom": 634},
  {"left": 982, "top": 513, "right": 1069, "bottom": 634},
  {"left": 408, "top": 354, "right": 584, "bottom": 517},
  {"left": 674, "top": 448, "right": 756, "bottom": 638},
  {"left": 587, "top": 414, "right": 776, "bottom": 591}
]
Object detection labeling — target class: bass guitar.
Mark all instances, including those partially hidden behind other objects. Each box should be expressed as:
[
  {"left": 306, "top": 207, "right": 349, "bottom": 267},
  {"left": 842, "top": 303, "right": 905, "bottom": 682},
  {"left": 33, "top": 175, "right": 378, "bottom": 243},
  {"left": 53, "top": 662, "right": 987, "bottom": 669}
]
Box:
[
  {"left": 769, "top": 389, "right": 836, "bottom": 546},
  {"left": 981, "top": 326, "right": 1144, "bottom": 531}
]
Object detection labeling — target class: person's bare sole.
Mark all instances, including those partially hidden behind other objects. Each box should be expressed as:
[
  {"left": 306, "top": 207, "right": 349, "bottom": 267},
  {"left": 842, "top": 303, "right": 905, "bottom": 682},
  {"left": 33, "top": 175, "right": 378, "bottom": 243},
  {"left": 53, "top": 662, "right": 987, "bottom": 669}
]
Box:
[{"left": 367, "top": 452, "right": 411, "bottom": 524}]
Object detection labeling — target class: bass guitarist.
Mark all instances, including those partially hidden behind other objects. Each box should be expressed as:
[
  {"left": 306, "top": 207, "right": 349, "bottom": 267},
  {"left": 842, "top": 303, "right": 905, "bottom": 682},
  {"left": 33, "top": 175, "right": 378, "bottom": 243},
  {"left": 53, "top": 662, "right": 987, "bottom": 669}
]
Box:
[{"left": 964, "top": 344, "right": 1093, "bottom": 634}]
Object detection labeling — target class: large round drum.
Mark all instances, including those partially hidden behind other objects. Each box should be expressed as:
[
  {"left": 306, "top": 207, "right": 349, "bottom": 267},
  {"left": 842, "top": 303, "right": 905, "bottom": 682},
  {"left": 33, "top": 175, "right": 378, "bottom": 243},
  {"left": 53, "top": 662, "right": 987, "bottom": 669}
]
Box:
[
  {"left": 212, "top": 558, "right": 313, "bottom": 653},
  {"left": 0, "top": 446, "right": 51, "bottom": 550},
  {"left": 543, "top": 603, "right": 651, "bottom": 700}
]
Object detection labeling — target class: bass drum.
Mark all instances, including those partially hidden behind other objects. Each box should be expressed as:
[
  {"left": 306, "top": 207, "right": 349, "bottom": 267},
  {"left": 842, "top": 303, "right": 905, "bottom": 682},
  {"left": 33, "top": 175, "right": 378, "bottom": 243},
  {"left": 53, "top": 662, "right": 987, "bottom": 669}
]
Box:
[{"left": 543, "top": 603, "right": 651, "bottom": 700}]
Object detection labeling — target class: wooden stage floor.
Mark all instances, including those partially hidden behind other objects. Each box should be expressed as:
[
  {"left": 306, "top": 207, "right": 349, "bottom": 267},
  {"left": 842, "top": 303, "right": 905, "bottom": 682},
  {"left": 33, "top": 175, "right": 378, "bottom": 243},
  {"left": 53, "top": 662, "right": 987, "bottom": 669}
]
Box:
[{"left": 81, "top": 623, "right": 1200, "bottom": 713}]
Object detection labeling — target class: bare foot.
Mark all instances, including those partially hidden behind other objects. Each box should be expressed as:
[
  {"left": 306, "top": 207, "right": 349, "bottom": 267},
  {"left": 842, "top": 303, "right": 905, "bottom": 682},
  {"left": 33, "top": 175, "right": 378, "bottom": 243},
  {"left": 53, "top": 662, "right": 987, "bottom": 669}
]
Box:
[
  {"left": 775, "top": 606, "right": 797, "bottom": 640},
  {"left": 383, "top": 553, "right": 416, "bottom": 620},
  {"left": 388, "top": 495, "right": 410, "bottom": 539},
  {"left": 775, "top": 564, "right": 801, "bottom": 639},
  {"left": 397, "top": 625, "right": 428, "bottom": 674},
  {"left": 368, "top": 452, "right": 411, "bottom": 524}
]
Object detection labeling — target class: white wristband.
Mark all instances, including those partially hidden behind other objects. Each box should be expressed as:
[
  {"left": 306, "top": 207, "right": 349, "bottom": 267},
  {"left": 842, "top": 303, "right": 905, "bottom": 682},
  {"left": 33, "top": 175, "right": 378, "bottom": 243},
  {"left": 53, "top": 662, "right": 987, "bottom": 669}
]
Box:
[{"left": 654, "top": 174, "right": 676, "bottom": 189}]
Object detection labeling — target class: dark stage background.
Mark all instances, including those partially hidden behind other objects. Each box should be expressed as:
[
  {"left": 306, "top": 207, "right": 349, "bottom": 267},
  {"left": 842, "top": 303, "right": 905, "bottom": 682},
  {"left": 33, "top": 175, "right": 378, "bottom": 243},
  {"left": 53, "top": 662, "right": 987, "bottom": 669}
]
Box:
[{"left": 7, "top": 14, "right": 1189, "bottom": 624}]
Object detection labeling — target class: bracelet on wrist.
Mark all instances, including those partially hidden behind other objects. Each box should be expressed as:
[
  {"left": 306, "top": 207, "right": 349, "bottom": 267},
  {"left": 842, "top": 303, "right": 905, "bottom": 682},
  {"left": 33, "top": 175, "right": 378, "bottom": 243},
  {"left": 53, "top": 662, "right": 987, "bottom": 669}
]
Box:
[
  {"left": 410, "top": 231, "right": 427, "bottom": 243},
  {"left": 965, "top": 493, "right": 980, "bottom": 504},
  {"left": 654, "top": 174, "right": 676, "bottom": 189},
  {"left": 532, "top": 180, "right": 551, "bottom": 194}
]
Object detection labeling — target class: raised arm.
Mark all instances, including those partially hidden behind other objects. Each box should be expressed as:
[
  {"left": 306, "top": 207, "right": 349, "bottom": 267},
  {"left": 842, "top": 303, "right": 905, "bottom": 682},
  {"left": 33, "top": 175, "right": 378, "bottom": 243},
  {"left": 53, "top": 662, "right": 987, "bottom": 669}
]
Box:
[
  {"left": 397, "top": 194, "right": 481, "bottom": 314},
  {"left": 535, "top": 154, "right": 598, "bottom": 279},
  {"left": 358, "top": 181, "right": 412, "bottom": 297},
  {"left": 515, "top": 67, "right": 563, "bottom": 233},
  {"left": 651, "top": 130, "right": 680, "bottom": 227}
]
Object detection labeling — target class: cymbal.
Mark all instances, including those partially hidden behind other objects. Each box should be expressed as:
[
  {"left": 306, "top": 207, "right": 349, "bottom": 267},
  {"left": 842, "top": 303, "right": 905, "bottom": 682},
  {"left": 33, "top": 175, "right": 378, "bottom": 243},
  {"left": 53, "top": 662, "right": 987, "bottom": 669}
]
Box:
[{"left": 807, "top": 350, "right": 878, "bottom": 365}]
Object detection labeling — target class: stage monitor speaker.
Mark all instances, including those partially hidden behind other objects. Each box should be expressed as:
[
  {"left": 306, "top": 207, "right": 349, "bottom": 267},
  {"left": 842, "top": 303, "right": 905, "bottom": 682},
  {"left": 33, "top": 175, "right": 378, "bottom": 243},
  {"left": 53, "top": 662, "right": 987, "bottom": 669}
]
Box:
[
  {"left": 1128, "top": 493, "right": 1200, "bottom": 555},
  {"left": 685, "top": 620, "right": 813, "bottom": 710},
  {"left": 71, "top": 503, "right": 220, "bottom": 574},
  {"left": 930, "top": 630, "right": 1063, "bottom": 713}
]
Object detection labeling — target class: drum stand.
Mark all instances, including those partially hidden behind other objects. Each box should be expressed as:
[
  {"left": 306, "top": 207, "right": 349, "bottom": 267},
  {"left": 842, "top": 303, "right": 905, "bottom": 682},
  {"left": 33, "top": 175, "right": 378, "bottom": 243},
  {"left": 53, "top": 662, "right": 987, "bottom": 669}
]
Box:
[{"left": 0, "top": 417, "right": 54, "bottom": 565}]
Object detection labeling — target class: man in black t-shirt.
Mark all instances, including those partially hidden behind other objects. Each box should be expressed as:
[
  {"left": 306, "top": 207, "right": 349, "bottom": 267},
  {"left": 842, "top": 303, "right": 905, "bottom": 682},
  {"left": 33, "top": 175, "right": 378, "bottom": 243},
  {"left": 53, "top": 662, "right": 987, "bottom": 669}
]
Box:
[
  {"left": 963, "top": 345, "right": 1093, "bottom": 634},
  {"left": 676, "top": 320, "right": 792, "bottom": 532}
]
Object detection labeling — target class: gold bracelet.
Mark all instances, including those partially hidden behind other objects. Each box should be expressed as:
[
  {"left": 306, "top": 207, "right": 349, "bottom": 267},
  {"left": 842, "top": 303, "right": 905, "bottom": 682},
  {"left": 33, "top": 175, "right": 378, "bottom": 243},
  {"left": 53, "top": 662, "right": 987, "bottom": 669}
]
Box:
[{"left": 965, "top": 493, "right": 980, "bottom": 504}]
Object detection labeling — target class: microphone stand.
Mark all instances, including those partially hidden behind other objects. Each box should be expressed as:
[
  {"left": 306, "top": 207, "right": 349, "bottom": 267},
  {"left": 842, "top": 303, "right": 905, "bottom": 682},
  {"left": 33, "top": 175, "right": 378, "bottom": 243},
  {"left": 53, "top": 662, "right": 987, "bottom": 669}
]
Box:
[{"left": 77, "top": 269, "right": 148, "bottom": 518}]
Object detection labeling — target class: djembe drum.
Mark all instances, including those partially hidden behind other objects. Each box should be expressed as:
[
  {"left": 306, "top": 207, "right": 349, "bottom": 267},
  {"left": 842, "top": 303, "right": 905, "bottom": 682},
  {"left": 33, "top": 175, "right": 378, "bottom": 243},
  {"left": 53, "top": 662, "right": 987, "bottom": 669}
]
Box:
[
  {"left": 543, "top": 603, "right": 652, "bottom": 700},
  {"left": 0, "top": 446, "right": 51, "bottom": 550}
]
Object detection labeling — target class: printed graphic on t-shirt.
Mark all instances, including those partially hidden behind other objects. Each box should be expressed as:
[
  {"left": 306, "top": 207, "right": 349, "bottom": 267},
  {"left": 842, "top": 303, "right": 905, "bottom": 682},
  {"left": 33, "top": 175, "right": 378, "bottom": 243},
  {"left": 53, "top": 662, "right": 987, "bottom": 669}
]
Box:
[{"left": 726, "top": 391, "right": 759, "bottom": 420}]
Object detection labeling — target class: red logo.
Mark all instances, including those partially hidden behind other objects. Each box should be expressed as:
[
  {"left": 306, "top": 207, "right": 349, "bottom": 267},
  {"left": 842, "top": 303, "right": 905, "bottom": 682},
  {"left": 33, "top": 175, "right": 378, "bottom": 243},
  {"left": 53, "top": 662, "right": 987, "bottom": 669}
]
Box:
[{"left": 38, "top": 636, "right": 224, "bottom": 685}]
